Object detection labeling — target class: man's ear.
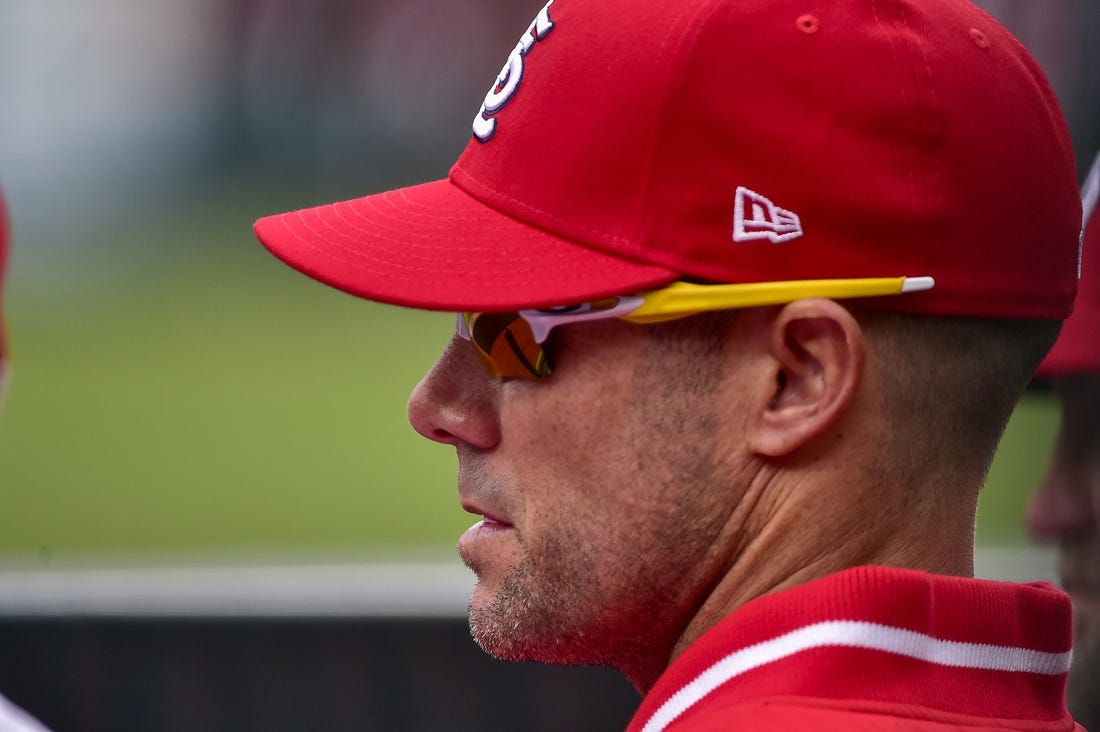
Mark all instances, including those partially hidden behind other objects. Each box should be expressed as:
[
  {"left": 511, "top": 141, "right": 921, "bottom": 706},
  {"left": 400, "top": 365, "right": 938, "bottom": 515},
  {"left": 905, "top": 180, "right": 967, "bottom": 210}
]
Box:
[{"left": 748, "top": 298, "right": 865, "bottom": 458}]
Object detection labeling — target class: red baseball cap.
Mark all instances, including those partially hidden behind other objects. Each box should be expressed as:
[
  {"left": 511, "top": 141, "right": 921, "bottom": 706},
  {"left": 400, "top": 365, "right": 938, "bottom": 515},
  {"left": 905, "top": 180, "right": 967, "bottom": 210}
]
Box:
[
  {"left": 255, "top": 0, "right": 1081, "bottom": 318},
  {"left": 1038, "top": 153, "right": 1100, "bottom": 376}
]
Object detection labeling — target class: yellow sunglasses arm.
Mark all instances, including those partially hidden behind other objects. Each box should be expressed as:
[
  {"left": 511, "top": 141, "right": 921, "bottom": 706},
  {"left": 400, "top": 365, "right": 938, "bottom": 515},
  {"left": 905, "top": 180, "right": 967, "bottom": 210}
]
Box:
[{"left": 620, "top": 277, "right": 933, "bottom": 324}]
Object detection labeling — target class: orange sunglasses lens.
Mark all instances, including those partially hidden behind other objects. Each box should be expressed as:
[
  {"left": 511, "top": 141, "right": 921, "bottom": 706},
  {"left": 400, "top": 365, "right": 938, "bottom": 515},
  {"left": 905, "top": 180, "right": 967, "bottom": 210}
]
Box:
[{"left": 464, "top": 312, "right": 552, "bottom": 379}]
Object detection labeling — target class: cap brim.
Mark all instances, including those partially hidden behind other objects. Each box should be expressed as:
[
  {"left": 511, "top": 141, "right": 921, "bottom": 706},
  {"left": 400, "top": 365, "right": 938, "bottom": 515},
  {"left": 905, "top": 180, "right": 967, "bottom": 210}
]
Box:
[{"left": 254, "top": 179, "right": 679, "bottom": 312}]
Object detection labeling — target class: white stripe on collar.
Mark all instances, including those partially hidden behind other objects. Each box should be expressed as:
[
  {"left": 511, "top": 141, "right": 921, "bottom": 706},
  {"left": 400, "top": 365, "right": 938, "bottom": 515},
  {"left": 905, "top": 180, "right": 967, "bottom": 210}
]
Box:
[{"left": 642, "top": 619, "right": 1072, "bottom": 732}]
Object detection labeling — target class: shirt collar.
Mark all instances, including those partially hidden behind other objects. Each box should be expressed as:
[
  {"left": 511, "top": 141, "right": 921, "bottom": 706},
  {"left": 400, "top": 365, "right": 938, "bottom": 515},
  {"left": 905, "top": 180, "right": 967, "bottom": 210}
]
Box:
[{"left": 629, "top": 566, "right": 1075, "bottom": 732}]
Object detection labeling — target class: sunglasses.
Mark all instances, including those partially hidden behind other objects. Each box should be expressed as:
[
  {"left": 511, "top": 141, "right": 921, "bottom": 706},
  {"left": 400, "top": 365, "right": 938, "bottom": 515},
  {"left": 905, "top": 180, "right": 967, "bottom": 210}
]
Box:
[{"left": 455, "top": 276, "right": 934, "bottom": 379}]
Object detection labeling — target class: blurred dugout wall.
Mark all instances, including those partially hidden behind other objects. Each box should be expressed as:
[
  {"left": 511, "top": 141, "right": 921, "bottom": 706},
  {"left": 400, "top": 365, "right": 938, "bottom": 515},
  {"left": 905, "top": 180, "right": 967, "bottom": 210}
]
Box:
[
  {"left": 0, "top": 617, "right": 639, "bottom": 732},
  {"left": 0, "top": 1, "right": 1097, "bottom": 731}
]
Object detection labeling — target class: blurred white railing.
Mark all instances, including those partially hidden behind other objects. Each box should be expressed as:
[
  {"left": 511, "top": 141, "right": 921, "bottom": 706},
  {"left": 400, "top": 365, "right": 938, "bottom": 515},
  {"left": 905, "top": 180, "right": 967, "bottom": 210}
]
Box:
[{"left": 0, "top": 547, "right": 1056, "bottom": 618}]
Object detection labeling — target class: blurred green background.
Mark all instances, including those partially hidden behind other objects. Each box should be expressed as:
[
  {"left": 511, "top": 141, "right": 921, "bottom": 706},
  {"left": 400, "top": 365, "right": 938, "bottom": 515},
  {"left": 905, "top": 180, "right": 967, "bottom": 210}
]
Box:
[
  {"left": 0, "top": 184, "right": 473, "bottom": 561},
  {"left": 0, "top": 183, "right": 1062, "bottom": 560},
  {"left": 0, "top": 0, "right": 1093, "bottom": 566}
]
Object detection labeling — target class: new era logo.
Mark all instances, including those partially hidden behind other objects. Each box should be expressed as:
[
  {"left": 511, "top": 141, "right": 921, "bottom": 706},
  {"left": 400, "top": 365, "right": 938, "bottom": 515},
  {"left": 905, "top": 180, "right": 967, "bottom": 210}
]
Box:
[{"left": 733, "top": 187, "right": 803, "bottom": 243}]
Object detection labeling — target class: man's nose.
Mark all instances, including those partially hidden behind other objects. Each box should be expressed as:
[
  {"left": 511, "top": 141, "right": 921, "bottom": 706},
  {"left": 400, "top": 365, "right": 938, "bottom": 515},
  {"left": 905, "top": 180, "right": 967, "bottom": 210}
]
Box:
[{"left": 407, "top": 338, "right": 502, "bottom": 450}]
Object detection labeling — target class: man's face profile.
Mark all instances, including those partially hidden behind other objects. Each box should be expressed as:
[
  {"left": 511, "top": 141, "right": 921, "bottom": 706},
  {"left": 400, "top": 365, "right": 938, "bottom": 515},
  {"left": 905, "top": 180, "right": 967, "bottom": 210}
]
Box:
[{"left": 408, "top": 316, "right": 755, "bottom": 687}]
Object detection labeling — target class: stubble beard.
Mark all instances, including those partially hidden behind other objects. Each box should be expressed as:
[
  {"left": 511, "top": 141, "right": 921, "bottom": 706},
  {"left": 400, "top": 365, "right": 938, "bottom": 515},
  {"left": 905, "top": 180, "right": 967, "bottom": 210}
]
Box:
[
  {"left": 464, "top": 532, "right": 627, "bottom": 668},
  {"left": 460, "top": 479, "right": 729, "bottom": 679},
  {"left": 461, "top": 510, "right": 710, "bottom": 679},
  {"left": 467, "top": 561, "right": 583, "bottom": 664}
]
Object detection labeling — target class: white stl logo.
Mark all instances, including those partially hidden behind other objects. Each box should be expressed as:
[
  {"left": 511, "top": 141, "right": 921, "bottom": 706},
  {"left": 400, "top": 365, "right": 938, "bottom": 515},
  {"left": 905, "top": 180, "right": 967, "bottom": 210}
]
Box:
[
  {"left": 733, "top": 187, "right": 803, "bottom": 243},
  {"left": 472, "top": 0, "right": 556, "bottom": 142}
]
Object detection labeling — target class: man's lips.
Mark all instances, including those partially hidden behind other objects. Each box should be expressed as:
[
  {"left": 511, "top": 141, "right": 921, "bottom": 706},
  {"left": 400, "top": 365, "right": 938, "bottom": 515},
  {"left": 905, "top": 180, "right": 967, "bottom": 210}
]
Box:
[
  {"left": 479, "top": 515, "right": 512, "bottom": 528},
  {"left": 458, "top": 505, "right": 515, "bottom": 556},
  {"left": 460, "top": 501, "right": 513, "bottom": 528}
]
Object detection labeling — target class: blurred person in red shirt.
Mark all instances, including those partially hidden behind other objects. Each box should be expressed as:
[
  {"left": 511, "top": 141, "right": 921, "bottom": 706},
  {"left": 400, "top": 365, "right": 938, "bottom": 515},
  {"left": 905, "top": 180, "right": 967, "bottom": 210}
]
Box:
[
  {"left": 0, "top": 191, "right": 8, "bottom": 402},
  {"left": 1028, "top": 152, "right": 1100, "bottom": 730},
  {"left": 0, "top": 193, "right": 51, "bottom": 732}
]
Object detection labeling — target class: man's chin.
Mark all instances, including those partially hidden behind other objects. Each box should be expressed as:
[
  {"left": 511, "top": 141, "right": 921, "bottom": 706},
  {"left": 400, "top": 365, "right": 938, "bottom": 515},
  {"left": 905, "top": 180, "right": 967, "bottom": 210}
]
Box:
[
  {"left": 466, "top": 598, "right": 557, "bottom": 663},
  {"left": 463, "top": 564, "right": 539, "bottom": 660},
  {"left": 466, "top": 587, "right": 603, "bottom": 667}
]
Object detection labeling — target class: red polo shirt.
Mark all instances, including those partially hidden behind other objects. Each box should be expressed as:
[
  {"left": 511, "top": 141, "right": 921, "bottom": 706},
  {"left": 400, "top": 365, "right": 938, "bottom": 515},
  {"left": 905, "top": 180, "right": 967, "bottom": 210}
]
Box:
[{"left": 629, "top": 566, "right": 1082, "bottom": 732}]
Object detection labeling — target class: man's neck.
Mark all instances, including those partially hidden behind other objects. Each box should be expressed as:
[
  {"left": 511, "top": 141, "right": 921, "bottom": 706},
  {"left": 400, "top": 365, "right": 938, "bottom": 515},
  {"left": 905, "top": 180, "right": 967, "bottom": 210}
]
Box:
[{"left": 636, "top": 462, "right": 977, "bottom": 693}]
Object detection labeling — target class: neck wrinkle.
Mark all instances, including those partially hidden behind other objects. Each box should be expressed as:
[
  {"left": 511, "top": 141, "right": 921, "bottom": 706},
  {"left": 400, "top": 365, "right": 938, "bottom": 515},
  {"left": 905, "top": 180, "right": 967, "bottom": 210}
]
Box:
[{"left": 657, "top": 460, "right": 977, "bottom": 693}]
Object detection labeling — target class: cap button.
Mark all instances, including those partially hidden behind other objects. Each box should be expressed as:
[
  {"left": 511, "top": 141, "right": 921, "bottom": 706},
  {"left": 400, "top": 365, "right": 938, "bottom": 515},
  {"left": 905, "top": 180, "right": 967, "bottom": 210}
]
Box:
[
  {"left": 796, "top": 14, "right": 820, "bottom": 35},
  {"left": 969, "top": 28, "right": 991, "bottom": 50}
]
